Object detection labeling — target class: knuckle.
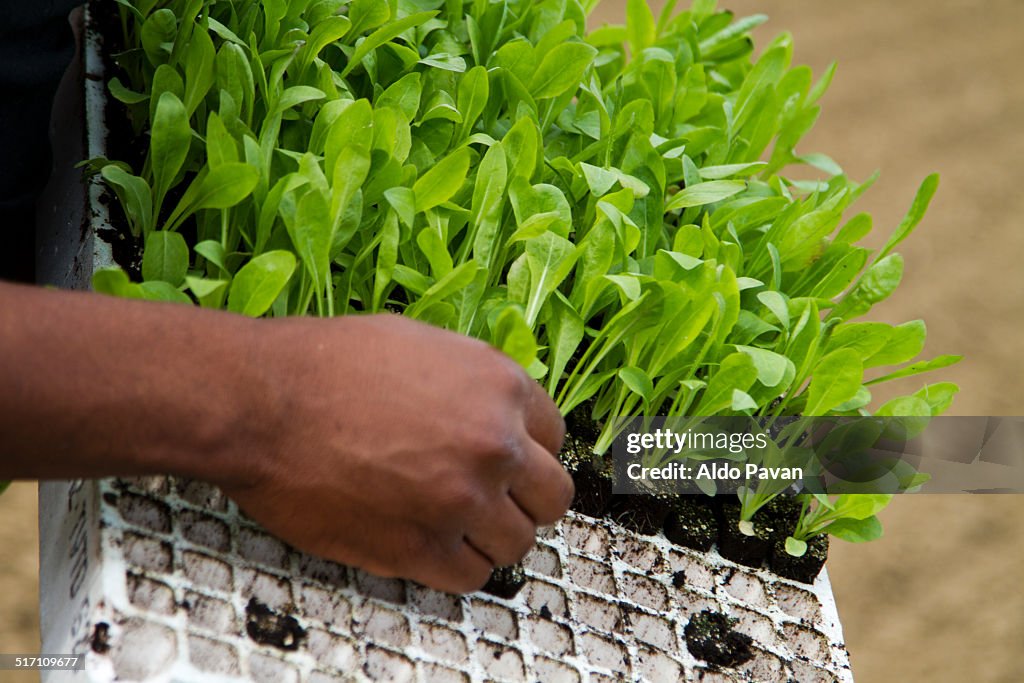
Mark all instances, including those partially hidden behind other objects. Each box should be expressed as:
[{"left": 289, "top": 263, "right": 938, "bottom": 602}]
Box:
[
  {"left": 441, "top": 481, "right": 488, "bottom": 517},
  {"left": 489, "top": 358, "right": 529, "bottom": 399},
  {"left": 468, "top": 426, "right": 512, "bottom": 458},
  {"left": 468, "top": 427, "right": 526, "bottom": 472},
  {"left": 535, "top": 472, "right": 575, "bottom": 524}
]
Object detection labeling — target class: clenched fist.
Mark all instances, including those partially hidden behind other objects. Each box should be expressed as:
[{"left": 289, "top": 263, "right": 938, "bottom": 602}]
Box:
[{"left": 225, "top": 314, "right": 573, "bottom": 593}]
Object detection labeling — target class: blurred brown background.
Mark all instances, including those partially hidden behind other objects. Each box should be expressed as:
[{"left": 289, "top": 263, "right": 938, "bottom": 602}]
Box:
[{"left": 3, "top": 1, "right": 1023, "bottom": 681}]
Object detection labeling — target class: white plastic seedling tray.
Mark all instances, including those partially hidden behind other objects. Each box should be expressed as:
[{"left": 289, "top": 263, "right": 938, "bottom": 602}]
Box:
[
  {"left": 42, "top": 476, "right": 853, "bottom": 683},
  {"left": 36, "top": 5, "right": 854, "bottom": 682}
]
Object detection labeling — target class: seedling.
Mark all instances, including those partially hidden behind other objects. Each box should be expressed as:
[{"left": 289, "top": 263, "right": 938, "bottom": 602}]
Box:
[
  {"left": 88, "top": 0, "right": 959, "bottom": 558},
  {"left": 786, "top": 494, "right": 892, "bottom": 557}
]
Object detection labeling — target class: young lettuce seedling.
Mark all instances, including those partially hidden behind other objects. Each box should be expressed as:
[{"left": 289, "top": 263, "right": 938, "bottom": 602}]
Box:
[
  {"left": 786, "top": 494, "right": 893, "bottom": 557},
  {"left": 86, "top": 0, "right": 959, "bottom": 550}
]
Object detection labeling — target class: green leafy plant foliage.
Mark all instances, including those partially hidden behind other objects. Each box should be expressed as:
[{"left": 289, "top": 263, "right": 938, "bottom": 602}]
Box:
[{"left": 93, "top": 0, "right": 959, "bottom": 552}]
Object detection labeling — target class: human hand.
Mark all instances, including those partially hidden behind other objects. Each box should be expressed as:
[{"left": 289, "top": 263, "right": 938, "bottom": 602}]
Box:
[{"left": 221, "top": 314, "right": 572, "bottom": 593}]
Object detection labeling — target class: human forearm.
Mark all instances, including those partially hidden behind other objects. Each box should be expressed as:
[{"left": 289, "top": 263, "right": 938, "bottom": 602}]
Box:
[
  {"left": 0, "top": 281, "right": 265, "bottom": 487},
  {"left": 0, "top": 280, "right": 572, "bottom": 592}
]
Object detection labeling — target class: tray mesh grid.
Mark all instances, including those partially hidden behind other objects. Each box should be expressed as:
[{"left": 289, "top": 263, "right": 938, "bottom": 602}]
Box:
[{"left": 73, "top": 476, "right": 853, "bottom": 682}]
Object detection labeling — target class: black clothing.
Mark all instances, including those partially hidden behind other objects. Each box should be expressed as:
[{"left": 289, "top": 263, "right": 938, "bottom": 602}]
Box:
[{"left": 0, "top": 0, "right": 81, "bottom": 282}]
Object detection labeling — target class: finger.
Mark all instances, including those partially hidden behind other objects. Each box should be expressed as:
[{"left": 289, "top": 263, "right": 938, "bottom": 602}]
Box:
[
  {"left": 522, "top": 377, "right": 566, "bottom": 456},
  {"left": 465, "top": 493, "right": 538, "bottom": 567},
  {"left": 508, "top": 436, "right": 575, "bottom": 526},
  {"left": 411, "top": 536, "right": 494, "bottom": 594}
]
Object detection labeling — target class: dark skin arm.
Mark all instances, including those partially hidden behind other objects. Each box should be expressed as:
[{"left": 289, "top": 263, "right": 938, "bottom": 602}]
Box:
[{"left": 0, "top": 281, "right": 573, "bottom": 593}]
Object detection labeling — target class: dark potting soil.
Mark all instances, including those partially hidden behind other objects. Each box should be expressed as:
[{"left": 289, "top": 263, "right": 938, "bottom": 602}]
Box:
[
  {"left": 758, "top": 496, "right": 829, "bottom": 584},
  {"left": 90, "top": 0, "right": 202, "bottom": 277},
  {"left": 482, "top": 564, "right": 526, "bottom": 600},
  {"left": 717, "top": 502, "right": 775, "bottom": 569},
  {"left": 87, "top": 0, "right": 145, "bottom": 277},
  {"left": 561, "top": 402, "right": 615, "bottom": 518},
  {"left": 684, "top": 609, "right": 754, "bottom": 668},
  {"left": 568, "top": 460, "right": 614, "bottom": 518},
  {"left": 608, "top": 494, "right": 673, "bottom": 536},
  {"left": 664, "top": 495, "right": 718, "bottom": 552},
  {"left": 244, "top": 598, "right": 307, "bottom": 651},
  {"left": 90, "top": 621, "right": 111, "bottom": 653},
  {"left": 770, "top": 533, "right": 829, "bottom": 584}
]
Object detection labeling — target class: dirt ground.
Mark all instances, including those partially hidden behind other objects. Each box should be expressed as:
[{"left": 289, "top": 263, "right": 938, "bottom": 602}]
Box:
[{"left": 2, "top": 2, "right": 1022, "bottom": 682}]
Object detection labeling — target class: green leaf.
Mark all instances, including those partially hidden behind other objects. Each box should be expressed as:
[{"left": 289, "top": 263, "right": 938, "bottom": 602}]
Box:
[
  {"left": 826, "top": 515, "right": 883, "bottom": 544},
  {"left": 626, "top": 0, "right": 656, "bottom": 54},
  {"left": 417, "top": 228, "right": 454, "bottom": 279},
  {"left": 194, "top": 240, "right": 227, "bottom": 272},
  {"left": 348, "top": 0, "right": 390, "bottom": 36},
  {"left": 205, "top": 111, "right": 238, "bottom": 168},
  {"left": 142, "top": 231, "right": 189, "bottom": 286},
  {"left": 273, "top": 86, "right": 326, "bottom": 115},
  {"left": 875, "top": 396, "right": 932, "bottom": 417},
  {"left": 524, "top": 232, "right": 578, "bottom": 326},
  {"left": 694, "top": 353, "right": 757, "bottom": 415},
  {"left": 185, "top": 276, "right": 228, "bottom": 309},
  {"left": 408, "top": 261, "right": 481, "bottom": 316},
  {"left": 372, "top": 210, "right": 401, "bottom": 312},
  {"left": 141, "top": 9, "right": 176, "bottom": 66},
  {"left": 698, "top": 162, "right": 766, "bottom": 180},
  {"left": 215, "top": 43, "right": 254, "bottom": 121},
  {"left": 827, "top": 322, "right": 893, "bottom": 360},
  {"left": 785, "top": 536, "right": 808, "bottom": 557},
  {"left": 108, "top": 77, "right": 148, "bottom": 104},
  {"left": 866, "top": 355, "right": 963, "bottom": 386},
  {"left": 100, "top": 166, "right": 153, "bottom": 237},
  {"left": 619, "top": 367, "right": 654, "bottom": 403},
  {"left": 665, "top": 180, "right": 746, "bottom": 211},
  {"left": 529, "top": 42, "right": 597, "bottom": 100},
  {"left": 580, "top": 163, "right": 618, "bottom": 197},
  {"left": 833, "top": 494, "right": 893, "bottom": 520},
  {"left": 282, "top": 188, "right": 333, "bottom": 292},
  {"left": 227, "top": 251, "right": 296, "bottom": 317},
  {"left": 165, "top": 162, "right": 259, "bottom": 230},
  {"left": 735, "top": 345, "right": 792, "bottom": 387},
  {"left": 913, "top": 382, "right": 959, "bottom": 416},
  {"left": 878, "top": 173, "right": 939, "bottom": 260},
  {"left": 457, "top": 66, "right": 489, "bottom": 141},
  {"left": 675, "top": 64, "right": 707, "bottom": 122},
  {"left": 831, "top": 253, "right": 904, "bottom": 320},
  {"left": 92, "top": 267, "right": 138, "bottom": 298},
  {"left": 183, "top": 25, "right": 215, "bottom": 115},
  {"left": 413, "top": 148, "right": 471, "bottom": 213},
  {"left": 151, "top": 91, "right": 191, "bottom": 209},
  {"left": 383, "top": 187, "right": 416, "bottom": 229},
  {"left": 805, "top": 348, "right": 863, "bottom": 415},
  {"left": 864, "top": 320, "right": 926, "bottom": 367},
  {"left": 544, "top": 293, "right": 584, "bottom": 394},
  {"left": 757, "top": 290, "right": 789, "bottom": 330},
  {"left": 731, "top": 389, "right": 757, "bottom": 412},
  {"left": 341, "top": 11, "right": 439, "bottom": 77},
  {"left": 378, "top": 73, "right": 423, "bottom": 121},
  {"left": 137, "top": 281, "right": 192, "bottom": 304},
  {"left": 296, "top": 15, "right": 352, "bottom": 74},
  {"left": 493, "top": 306, "right": 537, "bottom": 368},
  {"left": 419, "top": 53, "right": 467, "bottom": 72}
]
